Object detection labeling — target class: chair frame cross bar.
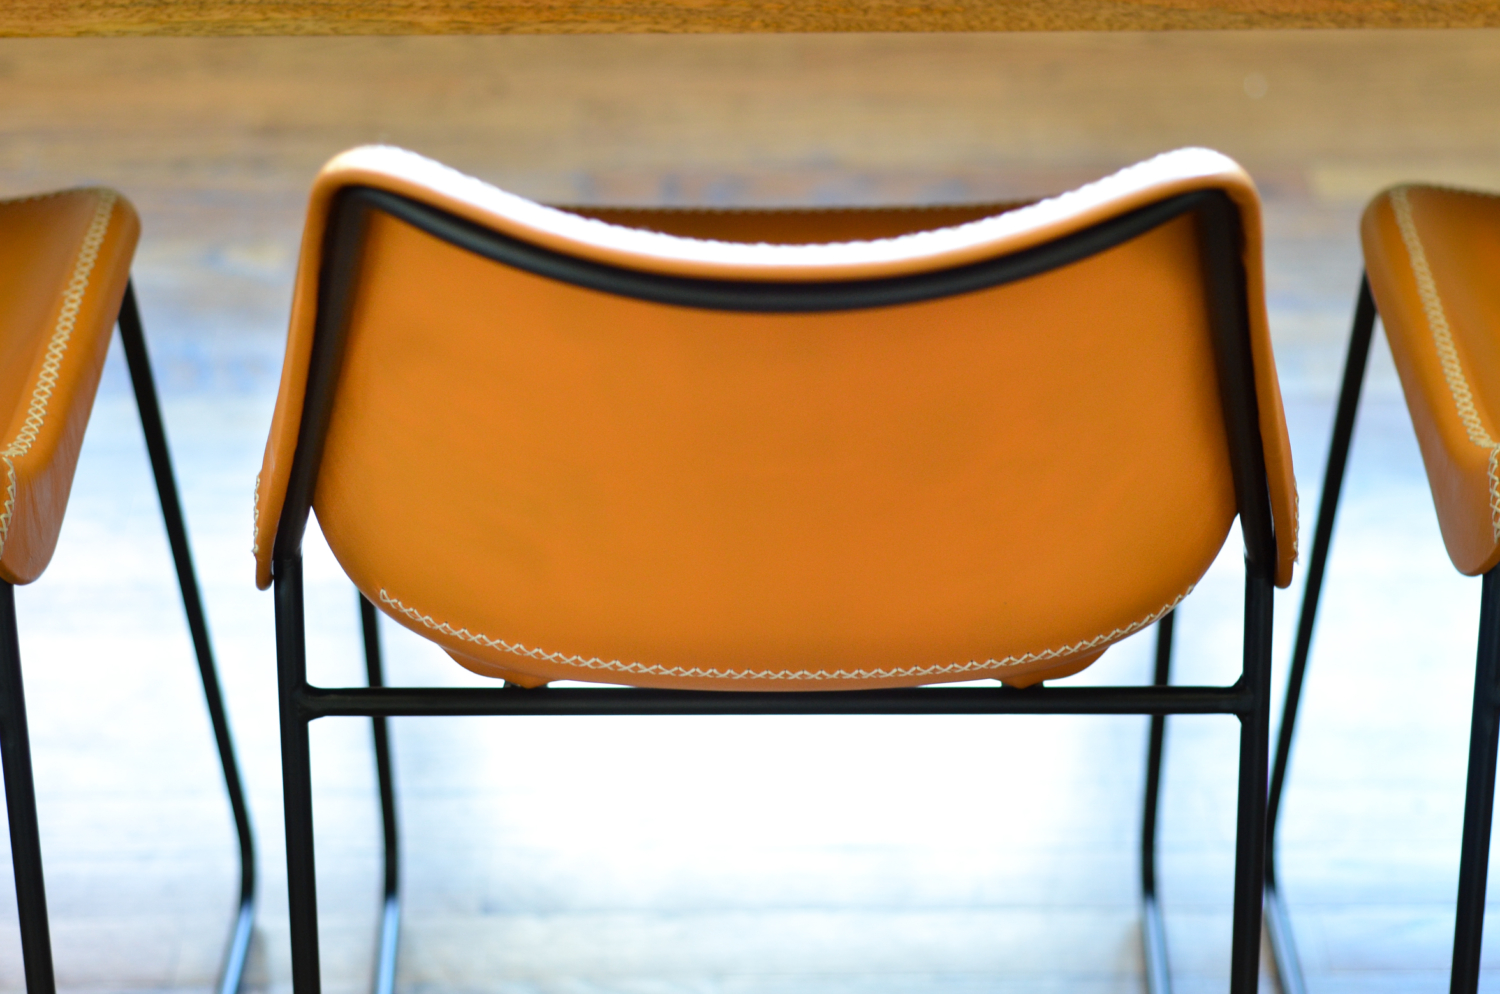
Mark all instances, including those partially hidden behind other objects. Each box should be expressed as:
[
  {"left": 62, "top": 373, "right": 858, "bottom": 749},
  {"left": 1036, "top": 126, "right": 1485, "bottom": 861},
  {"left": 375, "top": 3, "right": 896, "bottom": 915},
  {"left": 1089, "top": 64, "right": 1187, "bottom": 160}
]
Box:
[
  {"left": 292, "top": 668, "right": 1257, "bottom": 719},
  {"left": 0, "top": 282, "right": 256, "bottom": 994},
  {"left": 271, "top": 186, "right": 1279, "bottom": 994}
]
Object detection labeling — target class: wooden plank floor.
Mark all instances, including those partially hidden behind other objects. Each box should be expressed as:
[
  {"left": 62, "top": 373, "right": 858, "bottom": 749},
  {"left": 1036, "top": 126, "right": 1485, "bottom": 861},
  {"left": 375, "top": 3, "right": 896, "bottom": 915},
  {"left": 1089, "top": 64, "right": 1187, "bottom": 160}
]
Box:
[{"left": 0, "top": 30, "right": 1499, "bottom": 994}]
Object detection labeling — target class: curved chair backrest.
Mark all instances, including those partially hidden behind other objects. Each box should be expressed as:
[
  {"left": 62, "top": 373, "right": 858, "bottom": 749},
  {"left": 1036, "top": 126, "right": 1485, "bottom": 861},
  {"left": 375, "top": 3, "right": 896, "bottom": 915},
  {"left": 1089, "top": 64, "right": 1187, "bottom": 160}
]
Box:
[
  {"left": 1363, "top": 184, "right": 1500, "bottom": 576},
  {"left": 0, "top": 189, "right": 138, "bottom": 585},
  {"left": 255, "top": 146, "right": 1295, "bottom": 690}
]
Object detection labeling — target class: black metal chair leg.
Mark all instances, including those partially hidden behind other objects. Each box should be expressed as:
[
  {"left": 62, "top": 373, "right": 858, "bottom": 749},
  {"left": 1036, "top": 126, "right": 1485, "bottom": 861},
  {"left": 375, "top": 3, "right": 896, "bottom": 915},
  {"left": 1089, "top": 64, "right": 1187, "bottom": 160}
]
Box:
[
  {"left": 360, "top": 593, "right": 401, "bottom": 994},
  {"left": 1263, "top": 274, "right": 1377, "bottom": 994},
  {"left": 1141, "top": 610, "right": 1175, "bottom": 994},
  {"left": 117, "top": 280, "right": 257, "bottom": 994},
  {"left": 1230, "top": 567, "right": 1274, "bottom": 994},
  {"left": 1451, "top": 569, "right": 1500, "bottom": 993},
  {"left": 1263, "top": 880, "right": 1305, "bottom": 994},
  {"left": 277, "top": 554, "right": 323, "bottom": 994},
  {"left": 0, "top": 582, "right": 56, "bottom": 994}
]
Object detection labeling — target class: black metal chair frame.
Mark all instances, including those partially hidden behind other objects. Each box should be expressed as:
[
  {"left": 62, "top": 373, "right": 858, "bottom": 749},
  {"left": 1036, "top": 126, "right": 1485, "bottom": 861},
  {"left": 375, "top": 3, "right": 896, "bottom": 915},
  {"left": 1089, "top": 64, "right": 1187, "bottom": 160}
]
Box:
[
  {"left": 272, "top": 185, "right": 1281, "bottom": 994},
  {"left": 1264, "top": 275, "right": 1500, "bottom": 994},
  {"left": 0, "top": 283, "right": 256, "bottom": 994}
]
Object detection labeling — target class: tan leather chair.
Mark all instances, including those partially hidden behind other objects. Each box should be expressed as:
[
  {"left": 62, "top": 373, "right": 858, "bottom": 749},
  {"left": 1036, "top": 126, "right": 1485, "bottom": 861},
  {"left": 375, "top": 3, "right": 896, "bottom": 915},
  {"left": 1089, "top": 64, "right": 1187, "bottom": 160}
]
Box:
[
  {"left": 255, "top": 145, "right": 1298, "bottom": 994},
  {"left": 1264, "top": 184, "right": 1500, "bottom": 994},
  {"left": 0, "top": 189, "right": 256, "bottom": 994}
]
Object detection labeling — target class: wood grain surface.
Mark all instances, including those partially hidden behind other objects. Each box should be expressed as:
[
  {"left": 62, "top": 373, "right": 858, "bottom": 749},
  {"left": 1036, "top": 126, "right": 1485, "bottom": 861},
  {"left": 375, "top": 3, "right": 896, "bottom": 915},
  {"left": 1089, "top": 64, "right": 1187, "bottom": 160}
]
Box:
[
  {"left": 4, "top": 0, "right": 1500, "bottom": 36},
  {"left": 3, "top": 31, "right": 1498, "bottom": 212}
]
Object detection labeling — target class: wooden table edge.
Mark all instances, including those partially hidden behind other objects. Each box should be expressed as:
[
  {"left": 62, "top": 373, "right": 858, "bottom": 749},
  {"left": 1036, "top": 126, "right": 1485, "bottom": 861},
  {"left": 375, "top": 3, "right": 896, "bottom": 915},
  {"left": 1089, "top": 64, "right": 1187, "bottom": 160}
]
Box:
[{"left": 5, "top": 1, "right": 1500, "bottom": 37}]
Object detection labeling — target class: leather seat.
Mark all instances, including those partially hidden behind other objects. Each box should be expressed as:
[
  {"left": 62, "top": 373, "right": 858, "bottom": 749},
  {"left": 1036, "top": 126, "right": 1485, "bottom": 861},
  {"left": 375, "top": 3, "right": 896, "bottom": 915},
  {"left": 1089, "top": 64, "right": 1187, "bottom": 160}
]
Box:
[
  {"left": 1363, "top": 185, "right": 1500, "bottom": 575},
  {"left": 0, "top": 189, "right": 137, "bottom": 583},
  {"left": 254, "top": 146, "right": 1297, "bottom": 692}
]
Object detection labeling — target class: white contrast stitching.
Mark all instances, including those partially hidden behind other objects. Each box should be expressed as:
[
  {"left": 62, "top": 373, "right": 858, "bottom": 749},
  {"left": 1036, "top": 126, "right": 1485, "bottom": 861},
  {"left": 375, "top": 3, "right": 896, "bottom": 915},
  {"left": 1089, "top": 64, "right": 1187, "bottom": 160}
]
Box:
[
  {"left": 0, "top": 191, "right": 116, "bottom": 557},
  {"left": 377, "top": 586, "right": 1188, "bottom": 684},
  {"left": 1390, "top": 186, "right": 1500, "bottom": 540},
  {"left": 1291, "top": 488, "right": 1300, "bottom": 562},
  {"left": 251, "top": 472, "right": 261, "bottom": 558}
]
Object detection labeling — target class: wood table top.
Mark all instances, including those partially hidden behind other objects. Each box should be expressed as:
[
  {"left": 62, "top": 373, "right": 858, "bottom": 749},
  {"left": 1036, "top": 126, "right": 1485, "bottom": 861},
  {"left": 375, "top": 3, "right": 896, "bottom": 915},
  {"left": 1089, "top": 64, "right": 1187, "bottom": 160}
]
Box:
[{"left": 5, "top": 0, "right": 1500, "bottom": 36}]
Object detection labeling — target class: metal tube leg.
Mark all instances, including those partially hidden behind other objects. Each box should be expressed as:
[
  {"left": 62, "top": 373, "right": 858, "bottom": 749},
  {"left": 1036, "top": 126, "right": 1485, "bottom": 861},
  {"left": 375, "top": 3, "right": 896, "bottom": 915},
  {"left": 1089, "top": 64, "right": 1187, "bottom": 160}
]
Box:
[
  {"left": 360, "top": 594, "right": 401, "bottom": 994},
  {"left": 1230, "top": 566, "right": 1274, "bottom": 994},
  {"left": 1264, "top": 274, "right": 1377, "bottom": 994},
  {"left": 1141, "top": 611, "right": 1175, "bottom": 994},
  {"left": 277, "top": 555, "right": 322, "bottom": 994},
  {"left": 117, "top": 280, "right": 256, "bottom": 994},
  {"left": 1451, "top": 569, "right": 1500, "bottom": 994},
  {"left": 0, "top": 582, "right": 56, "bottom": 994}
]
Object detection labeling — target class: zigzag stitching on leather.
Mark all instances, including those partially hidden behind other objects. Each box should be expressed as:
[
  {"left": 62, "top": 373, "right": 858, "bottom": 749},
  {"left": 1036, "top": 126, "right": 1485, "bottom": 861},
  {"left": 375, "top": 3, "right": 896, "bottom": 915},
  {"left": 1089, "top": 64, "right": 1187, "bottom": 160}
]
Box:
[
  {"left": 251, "top": 472, "right": 261, "bottom": 558},
  {"left": 0, "top": 191, "right": 116, "bottom": 558},
  {"left": 1292, "top": 488, "right": 1300, "bottom": 561},
  {"left": 1390, "top": 186, "right": 1500, "bottom": 541},
  {"left": 377, "top": 586, "right": 1188, "bottom": 683}
]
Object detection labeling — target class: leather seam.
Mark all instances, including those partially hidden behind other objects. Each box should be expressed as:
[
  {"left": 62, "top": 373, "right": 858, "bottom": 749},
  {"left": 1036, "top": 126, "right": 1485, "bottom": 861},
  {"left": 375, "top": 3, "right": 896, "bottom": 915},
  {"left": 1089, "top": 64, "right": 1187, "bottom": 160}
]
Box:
[
  {"left": 0, "top": 191, "right": 116, "bottom": 559},
  {"left": 376, "top": 585, "right": 1188, "bottom": 685},
  {"left": 251, "top": 472, "right": 261, "bottom": 559},
  {"left": 1291, "top": 488, "right": 1300, "bottom": 562},
  {"left": 1390, "top": 186, "right": 1500, "bottom": 542}
]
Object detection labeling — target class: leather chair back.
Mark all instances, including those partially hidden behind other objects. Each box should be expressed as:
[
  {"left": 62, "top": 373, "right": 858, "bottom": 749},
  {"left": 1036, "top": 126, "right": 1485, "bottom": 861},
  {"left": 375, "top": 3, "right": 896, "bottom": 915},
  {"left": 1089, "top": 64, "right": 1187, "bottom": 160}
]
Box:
[{"left": 255, "top": 147, "right": 1296, "bottom": 690}]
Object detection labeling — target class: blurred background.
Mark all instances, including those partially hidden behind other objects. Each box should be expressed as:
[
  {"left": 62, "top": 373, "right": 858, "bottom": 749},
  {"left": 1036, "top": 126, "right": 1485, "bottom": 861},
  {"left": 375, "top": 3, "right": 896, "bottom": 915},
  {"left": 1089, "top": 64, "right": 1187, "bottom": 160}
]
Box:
[{"left": 0, "top": 28, "right": 1497, "bottom": 994}]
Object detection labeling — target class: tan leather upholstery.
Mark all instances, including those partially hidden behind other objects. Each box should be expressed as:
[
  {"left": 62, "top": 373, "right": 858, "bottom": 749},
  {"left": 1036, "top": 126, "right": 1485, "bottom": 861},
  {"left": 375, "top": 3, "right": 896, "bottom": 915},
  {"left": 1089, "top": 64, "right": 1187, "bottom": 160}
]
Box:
[
  {"left": 0, "top": 189, "right": 138, "bottom": 586},
  {"left": 568, "top": 204, "right": 1032, "bottom": 245},
  {"left": 255, "top": 146, "right": 1296, "bottom": 690},
  {"left": 1363, "top": 186, "right": 1500, "bottom": 576}
]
